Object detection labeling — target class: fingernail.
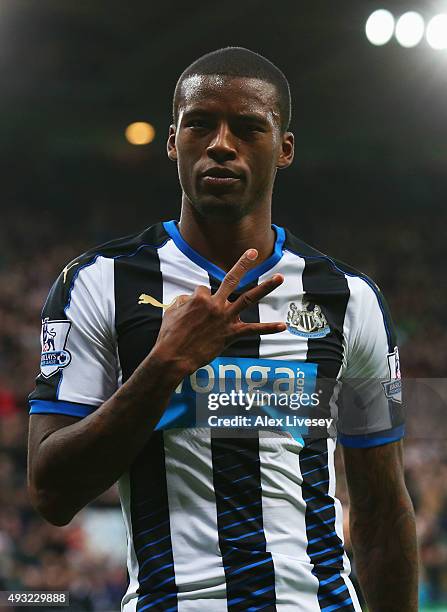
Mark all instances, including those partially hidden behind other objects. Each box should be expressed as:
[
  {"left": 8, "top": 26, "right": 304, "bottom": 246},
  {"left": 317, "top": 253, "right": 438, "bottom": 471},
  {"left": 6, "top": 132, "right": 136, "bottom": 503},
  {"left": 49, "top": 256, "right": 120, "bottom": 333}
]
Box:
[{"left": 246, "top": 249, "right": 258, "bottom": 260}]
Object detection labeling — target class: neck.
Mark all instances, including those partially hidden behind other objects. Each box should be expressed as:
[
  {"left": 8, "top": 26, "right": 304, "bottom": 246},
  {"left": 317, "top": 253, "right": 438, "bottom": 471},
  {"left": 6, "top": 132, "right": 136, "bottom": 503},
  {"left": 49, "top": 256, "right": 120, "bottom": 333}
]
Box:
[{"left": 178, "top": 200, "right": 275, "bottom": 272}]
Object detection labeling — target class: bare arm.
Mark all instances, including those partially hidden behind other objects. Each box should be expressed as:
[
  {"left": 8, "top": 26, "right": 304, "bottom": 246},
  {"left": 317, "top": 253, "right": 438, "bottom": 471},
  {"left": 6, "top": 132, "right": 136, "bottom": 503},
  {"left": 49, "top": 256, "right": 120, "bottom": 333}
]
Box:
[
  {"left": 27, "top": 353, "right": 183, "bottom": 526},
  {"left": 28, "top": 249, "right": 286, "bottom": 526},
  {"left": 342, "top": 440, "right": 418, "bottom": 612}
]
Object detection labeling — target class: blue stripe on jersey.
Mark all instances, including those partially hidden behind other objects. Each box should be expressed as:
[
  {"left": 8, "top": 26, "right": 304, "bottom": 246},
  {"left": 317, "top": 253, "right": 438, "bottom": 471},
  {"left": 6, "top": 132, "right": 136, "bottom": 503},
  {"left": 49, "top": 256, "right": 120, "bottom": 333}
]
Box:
[
  {"left": 130, "top": 433, "right": 178, "bottom": 611},
  {"left": 338, "top": 423, "right": 404, "bottom": 448},
  {"left": 318, "top": 583, "right": 348, "bottom": 600},
  {"left": 28, "top": 399, "right": 96, "bottom": 418},
  {"left": 211, "top": 436, "right": 276, "bottom": 611},
  {"left": 299, "top": 439, "right": 355, "bottom": 612},
  {"left": 163, "top": 220, "right": 285, "bottom": 290},
  {"left": 320, "top": 598, "right": 355, "bottom": 612}
]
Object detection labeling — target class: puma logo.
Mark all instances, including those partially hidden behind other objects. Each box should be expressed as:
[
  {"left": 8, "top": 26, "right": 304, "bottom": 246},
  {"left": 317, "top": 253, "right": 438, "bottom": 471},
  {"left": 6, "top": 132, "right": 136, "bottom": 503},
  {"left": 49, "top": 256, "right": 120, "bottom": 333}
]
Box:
[
  {"left": 62, "top": 262, "right": 79, "bottom": 283},
  {"left": 138, "top": 294, "right": 177, "bottom": 309}
]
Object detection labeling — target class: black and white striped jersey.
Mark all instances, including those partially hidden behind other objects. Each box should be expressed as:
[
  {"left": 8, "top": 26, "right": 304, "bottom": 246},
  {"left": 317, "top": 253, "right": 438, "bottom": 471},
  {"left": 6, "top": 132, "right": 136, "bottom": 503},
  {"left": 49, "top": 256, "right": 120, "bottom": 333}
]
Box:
[{"left": 29, "top": 220, "right": 404, "bottom": 612}]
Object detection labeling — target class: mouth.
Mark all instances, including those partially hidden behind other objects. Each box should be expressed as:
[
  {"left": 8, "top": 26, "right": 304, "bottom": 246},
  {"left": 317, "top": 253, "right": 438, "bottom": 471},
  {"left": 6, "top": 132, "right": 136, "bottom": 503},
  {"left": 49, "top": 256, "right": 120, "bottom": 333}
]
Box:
[{"left": 201, "top": 167, "right": 243, "bottom": 187}]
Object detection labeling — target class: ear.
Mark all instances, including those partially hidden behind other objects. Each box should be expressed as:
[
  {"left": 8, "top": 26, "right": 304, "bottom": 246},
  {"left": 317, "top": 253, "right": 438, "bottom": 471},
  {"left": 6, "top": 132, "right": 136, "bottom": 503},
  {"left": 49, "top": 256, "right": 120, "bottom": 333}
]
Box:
[
  {"left": 276, "top": 131, "right": 294, "bottom": 170},
  {"left": 167, "top": 124, "right": 177, "bottom": 161}
]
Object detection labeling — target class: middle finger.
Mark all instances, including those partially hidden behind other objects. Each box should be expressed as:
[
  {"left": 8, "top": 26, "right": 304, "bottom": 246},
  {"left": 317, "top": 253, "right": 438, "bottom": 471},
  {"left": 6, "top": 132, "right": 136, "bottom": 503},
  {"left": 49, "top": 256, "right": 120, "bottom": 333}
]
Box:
[{"left": 227, "top": 274, "right": 284, "bottom": 315}]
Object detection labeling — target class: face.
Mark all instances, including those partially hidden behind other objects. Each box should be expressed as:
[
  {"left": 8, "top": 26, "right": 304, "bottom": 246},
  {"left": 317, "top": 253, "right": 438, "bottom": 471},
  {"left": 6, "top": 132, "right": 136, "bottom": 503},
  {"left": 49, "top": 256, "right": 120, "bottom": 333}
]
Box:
[{"left": 167, "top": 75, "right": 294, "bottom": 220}]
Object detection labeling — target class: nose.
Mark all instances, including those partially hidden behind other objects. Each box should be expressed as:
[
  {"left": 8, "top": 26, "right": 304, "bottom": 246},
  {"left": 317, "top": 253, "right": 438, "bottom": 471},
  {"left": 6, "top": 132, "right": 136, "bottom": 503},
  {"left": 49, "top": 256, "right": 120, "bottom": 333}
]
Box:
[{"left": 206, "top": 122, "right": 236, "bottom": 162}]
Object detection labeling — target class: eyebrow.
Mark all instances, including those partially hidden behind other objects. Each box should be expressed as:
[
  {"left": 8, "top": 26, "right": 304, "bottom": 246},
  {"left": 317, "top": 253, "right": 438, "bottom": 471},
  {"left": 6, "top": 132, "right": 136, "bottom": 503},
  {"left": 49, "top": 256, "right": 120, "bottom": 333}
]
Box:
[{"left": 181, "top": 109, "right": 271, "bottom": 124}]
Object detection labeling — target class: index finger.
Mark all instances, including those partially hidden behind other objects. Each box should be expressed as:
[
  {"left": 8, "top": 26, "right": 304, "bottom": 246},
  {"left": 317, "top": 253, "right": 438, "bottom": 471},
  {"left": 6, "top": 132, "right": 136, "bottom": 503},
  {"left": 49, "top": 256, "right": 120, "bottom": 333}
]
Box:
[{"left": 214, "top": 249, "right": 258, "bottom": 302}]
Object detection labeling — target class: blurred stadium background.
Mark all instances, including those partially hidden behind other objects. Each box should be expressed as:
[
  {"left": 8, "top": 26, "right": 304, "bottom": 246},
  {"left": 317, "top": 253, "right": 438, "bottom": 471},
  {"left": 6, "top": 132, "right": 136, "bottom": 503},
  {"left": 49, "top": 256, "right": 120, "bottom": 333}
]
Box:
[{"left": 0, "top": 1, "right": 446, "bottom": 609}]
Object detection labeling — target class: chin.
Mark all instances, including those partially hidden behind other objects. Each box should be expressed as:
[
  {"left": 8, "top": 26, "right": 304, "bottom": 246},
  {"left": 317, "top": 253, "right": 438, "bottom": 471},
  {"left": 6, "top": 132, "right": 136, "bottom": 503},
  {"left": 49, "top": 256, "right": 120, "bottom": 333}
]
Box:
[{"left": 191, "top": 197, "right": 250, "bottom": 221}]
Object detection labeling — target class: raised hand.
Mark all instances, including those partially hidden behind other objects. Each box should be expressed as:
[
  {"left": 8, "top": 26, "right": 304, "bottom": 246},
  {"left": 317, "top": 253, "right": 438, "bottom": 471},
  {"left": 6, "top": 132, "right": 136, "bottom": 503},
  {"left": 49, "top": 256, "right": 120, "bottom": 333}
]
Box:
[{"left": 152, "top": 249, "right": 286, "bottom": 376}]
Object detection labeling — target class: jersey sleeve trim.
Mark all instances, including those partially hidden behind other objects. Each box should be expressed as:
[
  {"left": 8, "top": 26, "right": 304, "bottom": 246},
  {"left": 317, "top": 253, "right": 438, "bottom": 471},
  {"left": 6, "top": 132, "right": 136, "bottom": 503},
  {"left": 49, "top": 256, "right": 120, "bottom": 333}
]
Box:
[
  {"left": 338, "top": 424, "right": 404, "bottom": 448},
  {"left": 29, "top": 399, "right": 97, "bottom": 418}
]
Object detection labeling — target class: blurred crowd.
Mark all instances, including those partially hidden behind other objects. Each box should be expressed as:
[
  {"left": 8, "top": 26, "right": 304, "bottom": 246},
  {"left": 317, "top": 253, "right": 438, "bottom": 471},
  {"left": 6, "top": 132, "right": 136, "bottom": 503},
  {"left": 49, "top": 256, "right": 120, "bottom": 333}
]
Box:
[{"left": 0, "top": 202, "right": 446, "bottom": 610}]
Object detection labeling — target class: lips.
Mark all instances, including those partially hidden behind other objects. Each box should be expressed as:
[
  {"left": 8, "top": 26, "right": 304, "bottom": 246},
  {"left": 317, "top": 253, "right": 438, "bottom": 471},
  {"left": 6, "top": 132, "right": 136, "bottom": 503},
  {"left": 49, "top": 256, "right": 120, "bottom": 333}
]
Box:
[
  {"left": 202, "top": 167, "right": 242, "bottom": 179},
  {"left": 201, "top": 167, "right": 243, "bottom": 188}
]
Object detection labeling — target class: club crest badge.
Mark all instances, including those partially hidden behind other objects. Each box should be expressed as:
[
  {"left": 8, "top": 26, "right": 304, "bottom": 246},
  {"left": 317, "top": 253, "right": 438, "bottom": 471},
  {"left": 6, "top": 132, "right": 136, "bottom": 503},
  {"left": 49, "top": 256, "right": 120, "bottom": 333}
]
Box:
[
  {"left": 286, "top": 301, "right": 330, "bottom": 338},
  {"left": 40, "top": 317, "right": 72, "bottom": 378}
]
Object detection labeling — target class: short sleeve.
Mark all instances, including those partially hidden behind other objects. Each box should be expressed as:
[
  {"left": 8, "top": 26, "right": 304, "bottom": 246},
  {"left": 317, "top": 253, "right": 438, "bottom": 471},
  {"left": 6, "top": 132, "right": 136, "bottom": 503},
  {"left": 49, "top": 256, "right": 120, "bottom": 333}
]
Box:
[
  {"left": 337, "top": 275, "right": 404, "bottom": 448},
  {"left": 28, "top": 255, "right": 118, "bottom": 418}
]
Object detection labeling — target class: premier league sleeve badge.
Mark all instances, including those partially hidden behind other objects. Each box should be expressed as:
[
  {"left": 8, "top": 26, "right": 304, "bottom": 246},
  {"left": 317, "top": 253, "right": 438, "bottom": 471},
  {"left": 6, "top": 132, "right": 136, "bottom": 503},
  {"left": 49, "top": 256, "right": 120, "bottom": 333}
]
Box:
[{"left": 40, "top": 317, "right": 72, "bottom": 378}]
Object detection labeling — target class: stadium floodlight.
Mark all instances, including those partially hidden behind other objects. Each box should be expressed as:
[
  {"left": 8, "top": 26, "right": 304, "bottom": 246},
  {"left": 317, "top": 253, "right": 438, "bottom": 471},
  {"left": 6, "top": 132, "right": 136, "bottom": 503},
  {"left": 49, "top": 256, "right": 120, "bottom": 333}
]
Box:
[
  {"left": 365, "top": 9, "right": 395, "bottom": 46},
  {"left": 395, "top": 12, "right": 425, "bottom": 47},
  {"left": 426, "top": 14, "right": 447, "bottom": 49},
  {"left": 125, "top": 122, "right": 156, "bottom": 145}
]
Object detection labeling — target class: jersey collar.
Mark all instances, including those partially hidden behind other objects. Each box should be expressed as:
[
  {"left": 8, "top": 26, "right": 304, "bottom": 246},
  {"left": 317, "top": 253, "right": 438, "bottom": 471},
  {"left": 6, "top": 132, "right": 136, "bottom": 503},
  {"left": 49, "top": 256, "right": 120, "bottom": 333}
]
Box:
[{"left": 163, "top": 220, "right": 285, "bottom": 290}]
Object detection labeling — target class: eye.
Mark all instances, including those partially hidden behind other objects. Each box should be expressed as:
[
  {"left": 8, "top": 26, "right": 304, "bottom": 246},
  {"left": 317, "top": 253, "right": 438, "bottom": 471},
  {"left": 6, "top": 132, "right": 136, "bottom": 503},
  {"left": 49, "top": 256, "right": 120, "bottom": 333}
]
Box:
[
  {"left": 186, "top": 119, "right": 210, "bottom": 129},
  {"left": 238, "top": 122, "right": 267, "bottom": 135}
]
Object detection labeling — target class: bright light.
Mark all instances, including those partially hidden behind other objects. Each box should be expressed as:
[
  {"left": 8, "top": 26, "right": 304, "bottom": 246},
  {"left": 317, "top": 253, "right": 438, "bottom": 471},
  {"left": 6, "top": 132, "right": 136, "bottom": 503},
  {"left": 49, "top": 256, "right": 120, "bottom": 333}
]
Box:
[
  {"left": 395, "top": 12, "right": 425, "bottom": 47},
  {"left": 365, "top": 10, "right": 395, "bottom": 46},
  {"left": 426, "top": 14, "right": 447, "bottom": 49},
  {"left": 125, "top": 122, "right": 156, "bottom": 145}
]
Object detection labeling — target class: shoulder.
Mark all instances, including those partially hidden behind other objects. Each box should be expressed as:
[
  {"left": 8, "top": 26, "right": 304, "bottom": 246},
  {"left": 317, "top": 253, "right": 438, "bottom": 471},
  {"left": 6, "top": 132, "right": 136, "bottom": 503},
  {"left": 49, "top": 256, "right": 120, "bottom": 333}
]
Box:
[
  {"left": 282, "top": 228, "right": 395, "bottom": 345},
  {"left": 43, "top": 222, "right": 169, "bottom": 315},
  {"left": 88, "top": 221, "right": 170, "bottom": 259},
  {"left": 57, "top": 221, "right": 170, "bottom": 287},
  {"left": 283, "top": 227, "right": 382, "bottom": 297}
]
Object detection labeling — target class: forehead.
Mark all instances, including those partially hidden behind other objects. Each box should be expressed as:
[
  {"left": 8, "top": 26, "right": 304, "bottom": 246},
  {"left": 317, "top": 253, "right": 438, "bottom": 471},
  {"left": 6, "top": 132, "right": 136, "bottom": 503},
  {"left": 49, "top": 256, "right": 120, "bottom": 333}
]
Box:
[{"left": 178, "top": 75, "right": 279, "bottom": 120}]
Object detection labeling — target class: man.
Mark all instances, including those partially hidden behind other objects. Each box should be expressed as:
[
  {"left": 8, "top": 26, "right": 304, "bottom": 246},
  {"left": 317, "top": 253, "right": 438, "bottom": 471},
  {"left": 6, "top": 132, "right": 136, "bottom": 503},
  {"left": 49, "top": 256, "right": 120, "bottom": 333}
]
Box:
[{"left": 28, "top": 47, "right": 418, "bottom": 611}]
